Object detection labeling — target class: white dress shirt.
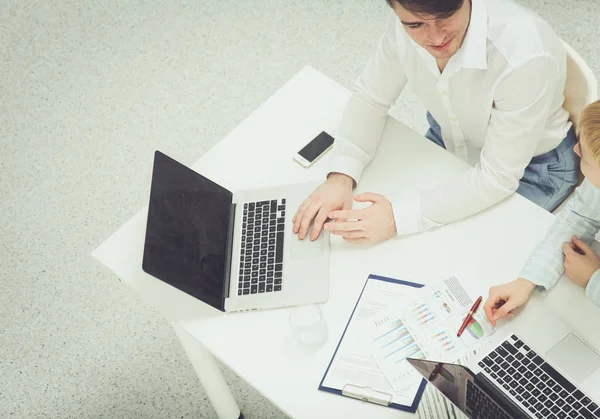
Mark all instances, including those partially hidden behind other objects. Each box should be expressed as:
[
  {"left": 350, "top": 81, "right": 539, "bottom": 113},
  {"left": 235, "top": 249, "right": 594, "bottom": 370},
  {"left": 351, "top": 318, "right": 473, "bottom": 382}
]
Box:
[
  {"left": 520, "top": 180, "right": 600, "bottom": 306},
  {"left": 329, "top": 0, "right": 572, "bottom": 236}
]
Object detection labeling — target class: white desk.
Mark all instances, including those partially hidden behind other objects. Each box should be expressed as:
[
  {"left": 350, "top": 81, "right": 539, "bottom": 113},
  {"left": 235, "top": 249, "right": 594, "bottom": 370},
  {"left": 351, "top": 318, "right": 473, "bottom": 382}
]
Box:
[{"left": 93, "top": 66, "right": 600, "bottom": 419}]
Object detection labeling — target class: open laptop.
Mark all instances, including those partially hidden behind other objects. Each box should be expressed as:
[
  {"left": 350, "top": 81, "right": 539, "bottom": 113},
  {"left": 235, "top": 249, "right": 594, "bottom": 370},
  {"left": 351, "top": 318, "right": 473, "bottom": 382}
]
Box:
[
  {"left": 408, "top": 305, "right": 600, "bottom": 418},
  {"left": 141, "top": 151, "right": 330, "bottom": 312}
]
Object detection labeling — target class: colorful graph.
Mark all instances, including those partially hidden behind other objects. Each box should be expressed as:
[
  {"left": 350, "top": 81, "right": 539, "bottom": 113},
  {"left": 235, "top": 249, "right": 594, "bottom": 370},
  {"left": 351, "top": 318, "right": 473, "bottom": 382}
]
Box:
[
  {"left": 374, "top": 319, "right": 425, "bottom": 364},
  {"left": 431, "top": 330, "right": 456, "bottom": 352},
  {"left": 466, "top": 317, "right": 484, "bottom": 339},
  {"left": 406, "top": 349, "right": 426, "bottom": 362},
  {"left": 412, "top": 304, "right": 436, "bottom": 325}
]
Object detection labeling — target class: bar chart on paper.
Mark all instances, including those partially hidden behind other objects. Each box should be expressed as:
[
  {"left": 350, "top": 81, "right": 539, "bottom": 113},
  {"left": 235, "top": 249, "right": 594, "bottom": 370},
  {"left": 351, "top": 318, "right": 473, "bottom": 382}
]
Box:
[
  {"left": 412, "top": 304, "right": 436, "bottom": 326},
  {"left": 374, "top": 319, "right": 426, "bottom": 364},
  {"left": 371, "top": 317, "right": 426, "bottom": 393},
  {"left": 430, "top": 329, "right": 459, "bottom": 357}
]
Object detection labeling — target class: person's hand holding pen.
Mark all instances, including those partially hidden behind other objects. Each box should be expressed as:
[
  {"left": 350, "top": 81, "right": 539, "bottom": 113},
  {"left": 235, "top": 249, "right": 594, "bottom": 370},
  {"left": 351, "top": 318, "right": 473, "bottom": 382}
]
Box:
[
  {"left": 483, "top": 278, "right": 536, "bottom": 327},
  {"left": 484, "top": 236, "right": 599, "bottom": 327},
  {"left": 563, "top": 236, "right": 600, "bottom": 288}
]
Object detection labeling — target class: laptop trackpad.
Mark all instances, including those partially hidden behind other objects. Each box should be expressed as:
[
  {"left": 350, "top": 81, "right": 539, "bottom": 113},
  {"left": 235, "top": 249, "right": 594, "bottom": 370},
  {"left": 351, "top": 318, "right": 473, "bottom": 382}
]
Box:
[
  {"left": 291, "top": 232, "right": 323, "bottom": 260},
  {"left": 546, "top": 333, "right": 600, "bottom": 383}
]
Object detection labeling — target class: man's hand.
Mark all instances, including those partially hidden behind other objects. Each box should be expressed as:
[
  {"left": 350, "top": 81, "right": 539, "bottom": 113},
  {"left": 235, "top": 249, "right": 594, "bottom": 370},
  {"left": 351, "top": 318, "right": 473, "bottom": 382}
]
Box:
[
  {"left": 563, "top": 236, "right": 600, "bottom": 288},
  {"left": 293, "top": 173, "right": 354, "bottom": 241},
  {"left": 323, "top": 192, "right": 397, "bottom": 244},
  {"left": 483, "top": 278, "right": 536, "bottom": 327}
]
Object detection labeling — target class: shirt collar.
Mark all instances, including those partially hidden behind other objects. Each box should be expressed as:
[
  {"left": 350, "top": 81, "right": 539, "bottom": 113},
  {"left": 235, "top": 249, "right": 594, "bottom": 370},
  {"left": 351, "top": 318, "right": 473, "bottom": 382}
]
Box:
[
  {"left": 404, "top": 0, "right": 488, "bottom": 76},
  {"left": 407, "top": 0, "right": 488, "bottom": 75},
  {"left": 459, "top": 0, "right": 488, "bottom": 70}
]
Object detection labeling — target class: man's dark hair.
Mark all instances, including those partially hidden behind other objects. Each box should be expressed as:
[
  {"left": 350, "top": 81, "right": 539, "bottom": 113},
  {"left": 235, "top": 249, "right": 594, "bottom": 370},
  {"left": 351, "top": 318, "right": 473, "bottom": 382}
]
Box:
[{"left": 386, "top": 0, "right": 464, "bottom": 20}]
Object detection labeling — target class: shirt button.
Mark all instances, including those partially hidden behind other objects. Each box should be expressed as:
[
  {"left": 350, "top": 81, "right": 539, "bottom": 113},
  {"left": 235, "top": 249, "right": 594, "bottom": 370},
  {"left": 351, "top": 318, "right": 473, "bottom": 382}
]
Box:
[
  {"left": 441, "top": 90, "right": 448, "bottom": 95},
  {"left": 450, "top": 117, "right": 457, "bottom": 121}
]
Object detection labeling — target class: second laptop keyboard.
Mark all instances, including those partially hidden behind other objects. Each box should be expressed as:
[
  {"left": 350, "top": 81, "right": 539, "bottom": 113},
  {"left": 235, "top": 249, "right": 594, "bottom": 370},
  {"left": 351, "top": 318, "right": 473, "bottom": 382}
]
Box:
[
  {"left": 466, "top": 380, "right": 511, "bottom": 419},
  {"left": 237, "top": 199, "right": 286, "bottom": 295},
  {"left": 478, "top": 334, "right": 600, "bottom": 419}
]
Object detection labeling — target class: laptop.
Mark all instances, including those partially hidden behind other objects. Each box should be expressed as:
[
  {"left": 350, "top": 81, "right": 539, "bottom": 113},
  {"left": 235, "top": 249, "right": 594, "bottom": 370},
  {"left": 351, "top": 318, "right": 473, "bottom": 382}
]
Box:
[
  {"left": 142, "top": 151, "right": 330, "bottom": 312},
  {"left": 408, "top": 305, "right": 600, "bottom": 418}
]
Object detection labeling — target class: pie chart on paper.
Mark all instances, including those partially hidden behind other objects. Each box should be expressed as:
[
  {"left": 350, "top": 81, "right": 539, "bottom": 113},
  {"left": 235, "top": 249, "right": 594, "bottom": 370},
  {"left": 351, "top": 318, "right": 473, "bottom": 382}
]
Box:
[{"left": 466, "top": 317, "right": 485, "bottom": 339}]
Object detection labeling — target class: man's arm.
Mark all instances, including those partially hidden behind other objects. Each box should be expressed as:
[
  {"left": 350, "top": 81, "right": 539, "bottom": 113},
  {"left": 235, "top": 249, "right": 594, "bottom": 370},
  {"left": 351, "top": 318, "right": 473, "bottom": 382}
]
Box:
[
  {"left": 329, "top": 14, "right": 408, "bottom": 184},
  {"left": 294, "top": 14, "right": 409, "bottom": 241},
  {"left": 392, "top": 55, "right": 564, "bottom": 236},
  {"left": 520, "top": 180, "right": 600, "bottom": 291}
]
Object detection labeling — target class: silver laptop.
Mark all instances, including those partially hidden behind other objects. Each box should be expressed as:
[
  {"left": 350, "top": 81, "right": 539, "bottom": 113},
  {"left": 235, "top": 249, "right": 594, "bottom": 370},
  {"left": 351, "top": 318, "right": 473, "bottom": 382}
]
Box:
[
  {"left": 409, "top": 304, "right": 600, "bottom": 418},
  {"left": 142, "top": 151, "right": 329, "bottom": 312}
]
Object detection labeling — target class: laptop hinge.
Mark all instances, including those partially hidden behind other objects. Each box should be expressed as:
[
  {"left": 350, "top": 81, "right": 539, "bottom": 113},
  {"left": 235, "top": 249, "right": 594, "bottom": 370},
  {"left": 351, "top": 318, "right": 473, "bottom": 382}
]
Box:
[{"left": 222, "top": 202, "right": 236, "bottom": 300}]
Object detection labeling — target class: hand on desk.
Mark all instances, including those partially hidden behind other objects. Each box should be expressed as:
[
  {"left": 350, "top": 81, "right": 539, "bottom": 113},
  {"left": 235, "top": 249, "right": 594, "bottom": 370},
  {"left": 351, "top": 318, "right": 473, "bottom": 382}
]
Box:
[
  {"left": 483, "top": 278, "right": 536, "bottom": 327},
  {"left": 323, "top": 192, "right": 397, "bottom": 244},
  {"left": 563, "top": 236, "right": 600, "bottom": 288},
  {"left": 293, "top": 173, "right": 353, "bottom": 241}
]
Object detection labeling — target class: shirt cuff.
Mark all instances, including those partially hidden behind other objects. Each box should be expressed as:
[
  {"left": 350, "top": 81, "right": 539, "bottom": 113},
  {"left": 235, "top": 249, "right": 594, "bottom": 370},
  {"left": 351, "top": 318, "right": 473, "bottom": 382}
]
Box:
[
  {"left": 519, "top": 266, "right": 554, "bottom": 291},
  {"left": 585, "top": 269, "right": 600, "bottom": 304},
  {"left": 392, "top": 196, "right": 442, "bottom": 237},
  {"left": 328, "top": 155, "right": 364, "bottom": 186}
]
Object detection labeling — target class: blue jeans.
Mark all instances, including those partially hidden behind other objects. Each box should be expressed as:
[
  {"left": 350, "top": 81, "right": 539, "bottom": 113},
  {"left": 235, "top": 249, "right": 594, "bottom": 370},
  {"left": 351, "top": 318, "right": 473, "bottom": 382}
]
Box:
[{"left": 425, "top": 112, "right": 580, "bottom": 212}]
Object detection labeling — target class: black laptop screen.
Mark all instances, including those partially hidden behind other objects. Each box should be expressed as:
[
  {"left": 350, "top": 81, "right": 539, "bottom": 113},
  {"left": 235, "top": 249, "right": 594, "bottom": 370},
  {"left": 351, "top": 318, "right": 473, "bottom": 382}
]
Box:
[
  {"left": 407, "top": 358, "right": 522, "bottom": 419},
  {"left": 408, "top": 358, "right": 473, "bottom": 414},
  {"left": 142, "top": 151, "right": 233, "bottom": 311}
]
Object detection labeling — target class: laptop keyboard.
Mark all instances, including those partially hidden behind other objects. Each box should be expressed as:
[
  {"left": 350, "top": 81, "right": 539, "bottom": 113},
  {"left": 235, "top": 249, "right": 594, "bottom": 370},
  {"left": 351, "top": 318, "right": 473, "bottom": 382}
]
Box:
[
  {"left": 478, "top": 334, "right": 600, "bottom": 419},
  {"left": 237, "top": 199, "right": 286, "bottom": 295},
  {"left": 466, "top": 380, "right": 511, "bottom": 419}
]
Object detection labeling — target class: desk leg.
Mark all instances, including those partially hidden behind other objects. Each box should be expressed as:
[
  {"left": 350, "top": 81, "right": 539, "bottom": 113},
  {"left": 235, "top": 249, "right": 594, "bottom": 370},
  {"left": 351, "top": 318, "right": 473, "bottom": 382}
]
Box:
[{"left": 173, "top": 324, "right": 243, "bottom": 419}]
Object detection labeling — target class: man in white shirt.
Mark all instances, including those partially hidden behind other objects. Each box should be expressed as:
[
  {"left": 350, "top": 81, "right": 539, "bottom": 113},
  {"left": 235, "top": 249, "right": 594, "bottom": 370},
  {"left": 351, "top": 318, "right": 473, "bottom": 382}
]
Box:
[{"left": 292, "top": 0, "right": 579, "bottom": 244}]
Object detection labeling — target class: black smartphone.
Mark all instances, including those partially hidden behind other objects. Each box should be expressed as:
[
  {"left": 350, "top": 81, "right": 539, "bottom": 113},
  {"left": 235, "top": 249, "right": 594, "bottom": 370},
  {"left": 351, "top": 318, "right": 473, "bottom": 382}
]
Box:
[{"left": 293, "top": 131, "right": 335, "bottom": 167}]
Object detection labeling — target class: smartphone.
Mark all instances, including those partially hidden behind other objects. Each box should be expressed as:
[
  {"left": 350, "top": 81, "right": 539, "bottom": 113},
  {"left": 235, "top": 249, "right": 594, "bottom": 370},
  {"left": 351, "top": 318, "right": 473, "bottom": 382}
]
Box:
[{"left": 293, "top": 131, "right": 335, "bottom": 167}]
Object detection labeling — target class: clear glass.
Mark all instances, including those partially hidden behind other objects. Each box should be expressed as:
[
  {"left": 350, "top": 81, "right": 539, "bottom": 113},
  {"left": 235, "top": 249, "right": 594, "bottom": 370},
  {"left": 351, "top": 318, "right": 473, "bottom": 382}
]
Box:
[{"left": 288, "top": 304, "right": 328, "bottom": 353}]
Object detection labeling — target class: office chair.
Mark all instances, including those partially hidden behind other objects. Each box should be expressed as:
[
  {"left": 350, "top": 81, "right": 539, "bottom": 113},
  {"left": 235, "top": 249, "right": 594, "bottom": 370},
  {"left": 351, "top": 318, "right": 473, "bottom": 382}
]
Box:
[{"left": 552, "top": 39, "right": 597, "bottom": 214}]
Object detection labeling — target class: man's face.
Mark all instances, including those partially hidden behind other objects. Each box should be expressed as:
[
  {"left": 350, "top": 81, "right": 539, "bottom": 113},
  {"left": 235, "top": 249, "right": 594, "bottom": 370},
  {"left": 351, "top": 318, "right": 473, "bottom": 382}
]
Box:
[
  {"left": 391, "top": 0, "right": 471, "bottom": 62},
  {"left": 574, "top": 139, "right": 600, "bottom": 189}
]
